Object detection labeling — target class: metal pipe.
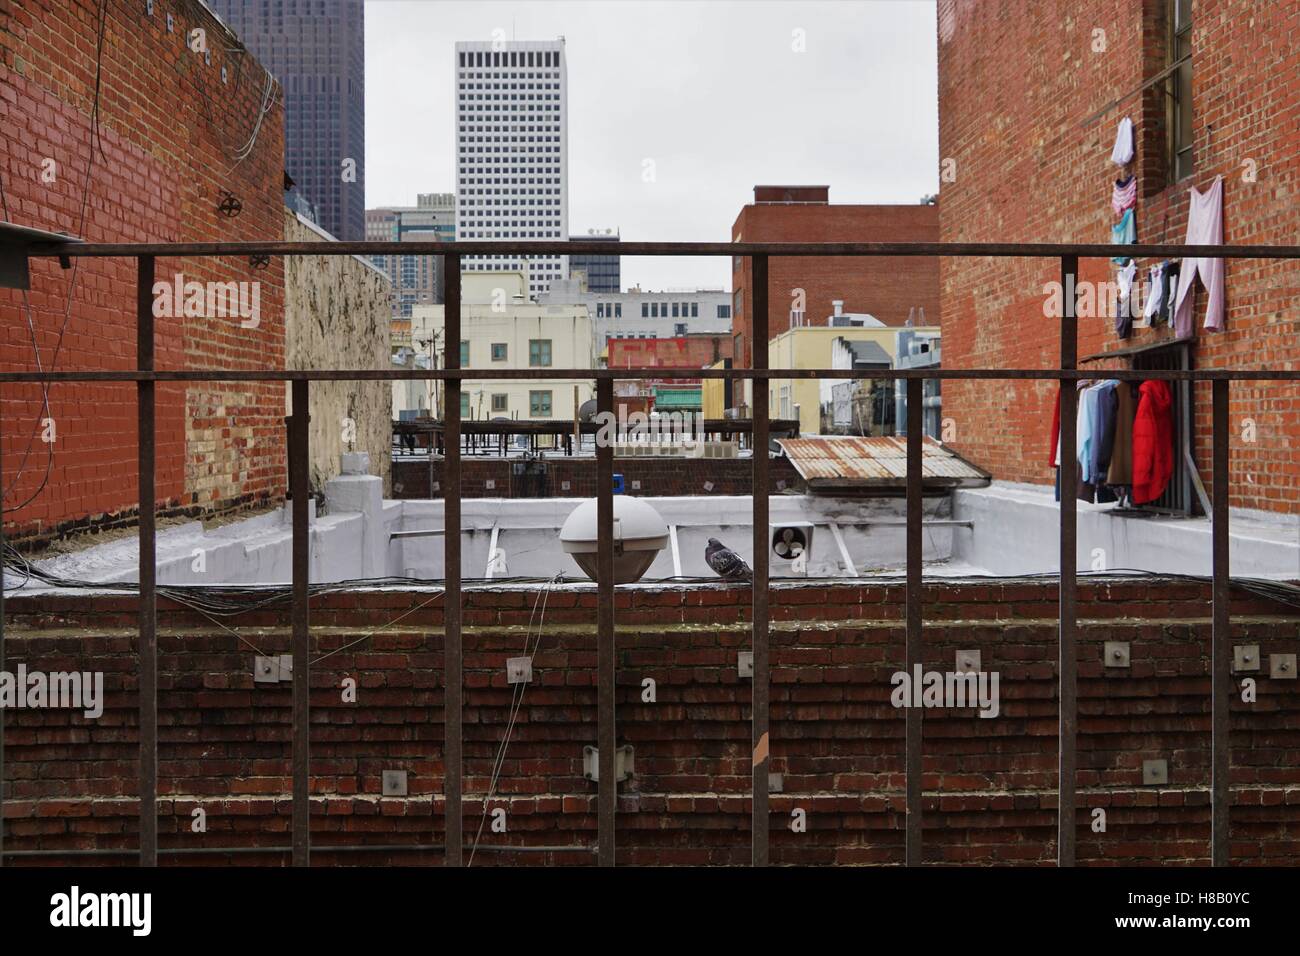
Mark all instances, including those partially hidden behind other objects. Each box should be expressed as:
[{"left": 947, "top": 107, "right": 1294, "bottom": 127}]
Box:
[
  {"left": 2, "top": 368, "right": 1295, "bottom": 384},
  {"left": 289, "top": 378, "right": 311, "bottom": 866},
  {"left": 750, "top": 254, "right": 770, "bottom": 867},
  {"left": 596, "top": 375, "right": 615, "bottom": 867},
  {"left": 20, "top": 239, "right": 1300, "bottom": 260},
  {"left": 905, "top": 377, "right": 923, "bottom": 866},
  {"left": 1211, "top": 378, "right": 1230, "bottom": 866},
  {"left": 443, "top": 255, "right": 463, "bottom": 867},
  {"left": 2, "top": 843, "right": 595, "bottom": 858},
  {"left": 137, "top": 255, "right": 158, "bottom": 868},
  {"left": 1057, "top": 255, "right": 1079, "bottom": 867}
]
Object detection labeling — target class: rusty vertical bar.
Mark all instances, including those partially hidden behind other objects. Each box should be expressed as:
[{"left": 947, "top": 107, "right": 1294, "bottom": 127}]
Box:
[
  {"left": 443, "top": 255, "right": 463, "bottom": 866},
  {"left": 905, "top": 376, "right": 923, "bottom": 866},
  {"left": 289, "top": 378, "right": 310, "bottom": 866},
  {"left": 750, "top": 254, "right": 770, "bottom": 867},
  {"left": 596, "top": 375, "right": 616, "bottom": 866},
  {"left": 1211, "top": 377, "right": 1230, "bottom": 866},
  {"left": 0, "top": 359, "right": 5, "bottom": 868},
  {"left": 137, "top": 255, "right": 157, "bottom": 867},
  {"left": 1057, "top": 255, "right": 1079, "bottom": 867}
]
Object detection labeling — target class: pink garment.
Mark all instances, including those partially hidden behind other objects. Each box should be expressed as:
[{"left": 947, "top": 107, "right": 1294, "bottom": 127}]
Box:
[{"left": 1173, "top": 175, "right": 1225, "bottom": 336}]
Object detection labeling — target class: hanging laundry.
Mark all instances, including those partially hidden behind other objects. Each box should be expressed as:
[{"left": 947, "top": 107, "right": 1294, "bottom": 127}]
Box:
[
  {"left": 1111, "top": 174, "right": 1137, "bottom": 216},
  {"left": 1106, "top": 381, "right": 1138, "bottom": 488},
  {"left": 1172, "top": 174, "right": 1225, "bottom": 336},
  {"left": 1091, "top": 381, "right": 1120, "bottom": 483},
  {"left": 1111, "top": 117, "right": 1135, "bottom": 165},
  {"left": 1116, "top": 260, "right": 1138, "bottom": 339},
  {"left": 1143, "top": 261, "right": 1168, "bottom": 325},
  {"left": 1048, "top": 385, "right": 1062, "bottom": 467},
  {"left": 1132, "top": 380, "right": 1174, "bottom": 505},
  {"left": 1110, "top": 207, "right": 1136, "bottom": 264}
]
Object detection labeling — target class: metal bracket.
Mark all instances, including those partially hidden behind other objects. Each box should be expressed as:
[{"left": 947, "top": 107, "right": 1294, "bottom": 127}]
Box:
[
  {"left": 1142, "top": 759, "right": 1169, "bottom": 786},
  {"left": 1104, "top": 641, "right": 1131, "bottom": 668},
  {"left": 737, "top": 651, "right": 754, "bottom": 679},
  {"left": 768, "top": 773, "right": 784, "bottom": 794},
  {"left": 1232, "top": 645, "right": 1260, "bottom": 673},
  {"left": 1269, "top": 653, "right": 1296, "bottom": 680},
  {"left": 253, "top": 656, "right": 280, "bottom": 683},
  {"left": 583, "top": 745, "right": 633, "bottom": 783},
  {"left": 506, "top": 656, "right": 532, "bottom": 685},
  {"left": 382, "top": 770, "right": 408, "bottom": 797},
  {"left": 279, "top": 654, "right": 293, "bottom": 681},
  {"left": 956, "top": 649, "right": 980, "bottom": 673}
]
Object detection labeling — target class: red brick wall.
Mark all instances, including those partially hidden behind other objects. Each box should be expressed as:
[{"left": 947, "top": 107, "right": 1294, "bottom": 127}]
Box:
[
  {"left": 392, "top": 455, "right": 804, "bottom": 499},
  {"left": 3, "top": 580, "right": 1298, "bottom": 865},
  {"left": 606, "top": 335, "right": 732, "bottom": 372},
  {"left": 730, "top": 200, "right": 940, "bottom": 367},
  {"left": 937, "top": 0, "right": 1300, "bottom": 513},
  {"left": 0, "top": 0, "right": 287, "bottom": 541}
]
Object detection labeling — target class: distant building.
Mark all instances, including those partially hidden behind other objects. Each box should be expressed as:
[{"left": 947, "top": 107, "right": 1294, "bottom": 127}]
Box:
[
  {"left": 569, "top": 229, "right": 621, "bottom": 293},
  {"left": 537, "top": 279, "right": 731, "bottom": 352},
  {"left": 605, "top": 334, "right": 733, "bottom": 414},
  {"left": 761, "top": 324, "right": 940, "bottom": 436},
  {"left": 209, "top": 0, "right": 366, "bottom": 241},
  {"left": 730, "top": 185, "right": 939, "bottom": 368},
  {"left": 455, "top": 39, "right": 569, "bottom": 298},
  {"left": 893, "top": 329, "right": 942, "bottom": 439},
  {"left": 405, "top": 272, "right": 594, "bottom": 423},
  {"left": 367, "top": 193, "right": 455, "bottom": 321}
]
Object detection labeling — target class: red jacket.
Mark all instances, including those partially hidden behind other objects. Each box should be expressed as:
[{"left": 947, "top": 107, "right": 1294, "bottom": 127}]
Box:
[{"left": 1132, "top": 380, "right": 1173, "bottom": 504}]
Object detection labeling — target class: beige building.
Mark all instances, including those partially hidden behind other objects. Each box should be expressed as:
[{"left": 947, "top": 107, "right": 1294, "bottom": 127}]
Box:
[
  {"left": 397, "top": 271, "right": 596, "bottom": 422},
  {"left": 763, "top": 325, "right": 940, "bottom": 435}
]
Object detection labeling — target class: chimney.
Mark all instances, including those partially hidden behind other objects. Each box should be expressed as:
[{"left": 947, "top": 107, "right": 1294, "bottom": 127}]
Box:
[{"left": 832, "top": 300, "right": 844, "bottom": 317}]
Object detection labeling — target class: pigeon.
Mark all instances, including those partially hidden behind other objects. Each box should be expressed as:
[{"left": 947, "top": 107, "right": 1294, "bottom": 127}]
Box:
[{"left": 705, "top": 537, "right": 752, "bottom": 581}]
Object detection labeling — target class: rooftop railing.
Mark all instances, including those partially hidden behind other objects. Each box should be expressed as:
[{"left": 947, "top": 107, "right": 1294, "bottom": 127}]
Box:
[{"left": 2, "top": 238, "right": 1299, "bottom": 868}]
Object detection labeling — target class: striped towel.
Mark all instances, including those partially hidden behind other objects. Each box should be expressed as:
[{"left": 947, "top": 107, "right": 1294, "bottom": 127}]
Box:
[{"left": 1112, "top": 175, "right": 1137, "bottom": 216}]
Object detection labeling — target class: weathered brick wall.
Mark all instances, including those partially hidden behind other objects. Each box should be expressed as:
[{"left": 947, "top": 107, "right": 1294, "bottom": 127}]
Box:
[
  {"left": 3, "top": 579, "right": 1298, "bottom": 865},
  {"left": 731, "top": 203, "right": 940, "bottom": 367},
  {"left": 284, "top": 209, "right": 392, "bottom": 495},
  {"left": 0, "top": 0, "right": 286, "bottom": 541},
  {"left": 391, "top": 455, "right": 805, "bottom": 499},
  {"left": 937, "top": 0, "right": 1300, "bottom": 513}
]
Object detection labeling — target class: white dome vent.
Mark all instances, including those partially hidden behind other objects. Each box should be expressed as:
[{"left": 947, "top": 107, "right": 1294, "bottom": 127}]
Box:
[{"left": 559, "top": 497, "right": 669, "bottom": 584}]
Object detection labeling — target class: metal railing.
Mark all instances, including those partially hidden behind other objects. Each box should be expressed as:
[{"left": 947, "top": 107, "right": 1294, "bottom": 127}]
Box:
[{"left": 2, "top": 239, "right": 1299, "bottom": 868}]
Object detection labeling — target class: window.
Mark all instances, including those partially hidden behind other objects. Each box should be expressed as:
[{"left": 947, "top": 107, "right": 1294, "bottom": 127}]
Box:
[
  {"left": 460, "top": 340, "right": 470, "bottom": 366},
  {"left": 529, "top": 390, "right": 552, "bottom": 417},
  {"left": 718, "top": 304, "right": 731, "bottom": 319},
  {"left": 674, "top": 323, "right": 687, "bottom": 336},
  {"left": 529, "top": 339, "right": 552, "bottom": 366},
  {"left": 460, "top": 392, "right": 470, "bottom": 418},
  {"left": 672, "top": 303, "right": 680, "bottom": 318},
  {"left": 641, "top": 303, "right": 649, "bottom": 318},
  {"left": 491, "top": 393, "right": 508, "bottom": 412},
  {"left": 691, "top": 303, "right": 699, "bottom": 318},
  {"left": 491, "top": 342, "right": 508, "bottom": 361},
  {"left": 1166, "top": 0, "right": 1193, "bottom": 181}
]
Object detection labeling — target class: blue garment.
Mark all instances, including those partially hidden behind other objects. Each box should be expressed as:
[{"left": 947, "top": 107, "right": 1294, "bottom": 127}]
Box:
[
  {"left": 1091, "top": 381, "right": 1119, "bottom": 481},
  {"left": 1111, "top": 208, "right": 1136, "bottom": 264},
  {"left": 1077, "top": 385, "right": 1098, "bottom": 483}
]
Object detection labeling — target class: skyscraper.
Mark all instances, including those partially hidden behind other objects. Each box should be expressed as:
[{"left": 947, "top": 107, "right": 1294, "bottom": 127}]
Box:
[
  {"left": 569, "top": 229, "right": 621, "bottom": 293},
  {"left": 455, "top": 39, "right": 569, "bottom": 298},
  {"left": 366, "top": 193, "right": 456, "bottom": 319},
  {"left": 209, "top": 0, "right": 366, "bottom": 241}
]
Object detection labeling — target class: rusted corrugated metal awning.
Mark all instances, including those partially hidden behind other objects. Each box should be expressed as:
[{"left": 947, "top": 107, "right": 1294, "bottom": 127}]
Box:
[{"left": 777, "top": 435, "right": 990, "bottom": 492}]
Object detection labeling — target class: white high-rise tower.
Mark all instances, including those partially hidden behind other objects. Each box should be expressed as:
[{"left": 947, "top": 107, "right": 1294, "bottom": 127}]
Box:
[{"left": 455, "top": 39, "right": 569, "bottom": 298}]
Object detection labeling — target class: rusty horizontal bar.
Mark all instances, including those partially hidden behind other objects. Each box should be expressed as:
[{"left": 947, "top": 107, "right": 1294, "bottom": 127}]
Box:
[
  {"left": 1, "top": 368, "right": 1297, "bottom": 384},
  {"left": 17, "top": 240, "right": 1300, "bottom": 259}
]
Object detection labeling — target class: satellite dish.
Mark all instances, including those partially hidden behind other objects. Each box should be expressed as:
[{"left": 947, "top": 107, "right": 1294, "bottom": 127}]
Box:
[{"left": 578, "top": 399, "right": 598, "bottom": 422}]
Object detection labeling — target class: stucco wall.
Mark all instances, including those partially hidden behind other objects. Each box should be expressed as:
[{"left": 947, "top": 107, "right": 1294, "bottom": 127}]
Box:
[{"left": 284, "top": 210, "right": 392, "bottom": 494}]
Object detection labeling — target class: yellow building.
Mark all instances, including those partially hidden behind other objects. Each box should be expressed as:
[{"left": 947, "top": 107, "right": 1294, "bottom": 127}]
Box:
[
  {"left": 765, "top": 325, "right": 940, "bottom": 434},
  {"left": 396, "top": 272, "right": 596, "bottom": 422}
]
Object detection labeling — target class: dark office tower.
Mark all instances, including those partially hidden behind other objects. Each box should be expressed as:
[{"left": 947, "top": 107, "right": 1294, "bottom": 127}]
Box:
[
  {"left": 209, "top": 0, "right": 366, "bottom": 240},
  {"left": 569, "top": 230, "right": 621, "bottom": 293}
]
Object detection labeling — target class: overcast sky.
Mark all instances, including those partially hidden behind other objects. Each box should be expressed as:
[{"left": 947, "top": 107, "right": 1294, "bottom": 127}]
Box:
[{"left": 366, "top": 0, "right": 939, "bottom": 291}]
